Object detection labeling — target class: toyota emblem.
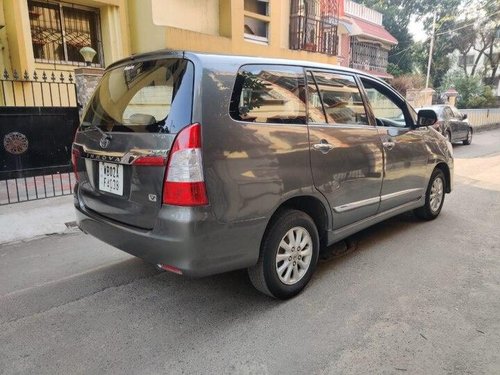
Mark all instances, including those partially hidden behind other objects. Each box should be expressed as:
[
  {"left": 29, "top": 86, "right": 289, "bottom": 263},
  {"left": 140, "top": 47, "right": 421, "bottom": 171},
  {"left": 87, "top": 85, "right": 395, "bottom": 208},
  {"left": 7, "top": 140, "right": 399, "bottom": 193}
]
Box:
[{"left": 99, "top": 136, "right": 110, "bottom": 149}]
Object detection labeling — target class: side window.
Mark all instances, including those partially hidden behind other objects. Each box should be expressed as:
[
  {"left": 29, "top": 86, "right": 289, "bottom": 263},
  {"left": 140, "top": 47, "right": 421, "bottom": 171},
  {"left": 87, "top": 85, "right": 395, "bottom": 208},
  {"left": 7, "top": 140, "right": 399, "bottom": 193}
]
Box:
[
  {"left": 310, "top": 71, "right": 369, "bottom": 125},
  {"left": 230, "top": 65, "right": 306, "bottom": 124},
  {"left": 361, "top": 78, "right": 407, "bottom": 128},
  {"left": 306, "top": 71, "right": 327, "bottom": 123}
]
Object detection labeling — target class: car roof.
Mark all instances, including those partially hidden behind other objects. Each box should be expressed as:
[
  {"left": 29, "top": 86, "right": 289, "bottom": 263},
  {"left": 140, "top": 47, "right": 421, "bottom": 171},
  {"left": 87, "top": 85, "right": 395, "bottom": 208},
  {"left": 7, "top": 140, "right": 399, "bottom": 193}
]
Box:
[{"left": 107, "top": 49, "right": 386, "bottom": 83}]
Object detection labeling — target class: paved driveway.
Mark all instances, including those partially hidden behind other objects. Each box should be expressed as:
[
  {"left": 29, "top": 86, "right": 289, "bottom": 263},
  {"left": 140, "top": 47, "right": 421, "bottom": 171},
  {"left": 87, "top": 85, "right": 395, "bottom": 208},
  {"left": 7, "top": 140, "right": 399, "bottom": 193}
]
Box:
[{"left": 1, "top": 130, "right": 499, "bottom": 374}]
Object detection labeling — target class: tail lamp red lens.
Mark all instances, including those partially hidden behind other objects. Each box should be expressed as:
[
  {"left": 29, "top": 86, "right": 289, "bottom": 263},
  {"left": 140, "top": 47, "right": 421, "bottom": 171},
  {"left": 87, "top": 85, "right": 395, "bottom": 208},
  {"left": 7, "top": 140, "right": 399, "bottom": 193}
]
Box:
[{"left": 162, "top": 123, "right": 208, "bottom": 206}]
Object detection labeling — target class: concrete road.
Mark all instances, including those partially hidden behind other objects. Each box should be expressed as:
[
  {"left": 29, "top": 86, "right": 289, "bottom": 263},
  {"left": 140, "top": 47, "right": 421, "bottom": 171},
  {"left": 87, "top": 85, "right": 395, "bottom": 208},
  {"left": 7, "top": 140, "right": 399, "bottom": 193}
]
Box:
[{"left": 1, "top": 130, "right": 500, "bottom": 374}]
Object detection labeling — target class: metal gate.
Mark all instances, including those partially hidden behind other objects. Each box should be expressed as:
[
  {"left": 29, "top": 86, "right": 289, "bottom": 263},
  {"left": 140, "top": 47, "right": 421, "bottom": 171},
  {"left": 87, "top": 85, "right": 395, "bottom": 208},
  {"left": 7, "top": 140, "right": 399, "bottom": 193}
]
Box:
[{"left": 0, "top": 69, "right": 79, "bottom": 205}]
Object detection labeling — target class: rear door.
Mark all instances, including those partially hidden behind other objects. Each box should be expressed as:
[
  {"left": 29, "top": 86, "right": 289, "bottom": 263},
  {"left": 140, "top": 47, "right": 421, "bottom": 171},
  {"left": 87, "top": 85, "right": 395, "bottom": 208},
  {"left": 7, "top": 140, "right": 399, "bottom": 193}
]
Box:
[
  {"left": 73, "top": 58, "right": 195, "bottom": 229},
  {"left": 359, "top": 77, "right": 428, "bottom": 212},
  {"left": 307, "top": 70, "right": 384, "bottom": 230}
]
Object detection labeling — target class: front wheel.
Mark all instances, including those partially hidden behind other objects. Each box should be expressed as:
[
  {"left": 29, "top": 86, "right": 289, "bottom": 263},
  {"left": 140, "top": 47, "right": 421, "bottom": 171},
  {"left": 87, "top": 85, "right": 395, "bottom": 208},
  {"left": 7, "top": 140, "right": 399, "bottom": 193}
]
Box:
[
  {"left": 248, "top": 209, "right": 319, "bottom": 299},
  {"left": 463, "top": 128, "right": 473, "bottom": 145},
  {"left": 414, "top": 169, "right": 446, "bottom": 221}
]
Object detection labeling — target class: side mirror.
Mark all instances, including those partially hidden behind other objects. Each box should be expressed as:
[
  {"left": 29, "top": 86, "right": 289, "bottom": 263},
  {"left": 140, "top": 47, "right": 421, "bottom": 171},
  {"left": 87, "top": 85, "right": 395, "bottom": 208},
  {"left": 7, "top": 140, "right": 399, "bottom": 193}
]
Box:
[
  {"left": 462, "top": 113, "right": 468, "bottom": 120},
  {"left": 417, "top": 109, "right": 438, "bottom": 127}
]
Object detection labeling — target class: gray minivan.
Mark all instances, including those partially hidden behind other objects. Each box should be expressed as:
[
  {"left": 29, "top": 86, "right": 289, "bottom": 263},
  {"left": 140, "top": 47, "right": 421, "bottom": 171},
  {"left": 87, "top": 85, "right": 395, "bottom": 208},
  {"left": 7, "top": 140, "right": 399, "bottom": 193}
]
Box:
[{"left": 73, "top": 50, "right": 453, "bottom": 299}]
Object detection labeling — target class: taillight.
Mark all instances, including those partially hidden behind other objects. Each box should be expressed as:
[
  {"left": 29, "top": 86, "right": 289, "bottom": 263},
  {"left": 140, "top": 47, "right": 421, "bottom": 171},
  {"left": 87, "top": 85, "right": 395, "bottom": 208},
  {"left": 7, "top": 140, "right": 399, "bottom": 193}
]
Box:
[
  {"left": 132, "top": 156, "right": 167, "bottom": 166},
  {"left": 162, "top": 123, "right": 208, "bottom": 206},
  {"left": 71, "top": 147, "right": 80, "bottom": 181}
]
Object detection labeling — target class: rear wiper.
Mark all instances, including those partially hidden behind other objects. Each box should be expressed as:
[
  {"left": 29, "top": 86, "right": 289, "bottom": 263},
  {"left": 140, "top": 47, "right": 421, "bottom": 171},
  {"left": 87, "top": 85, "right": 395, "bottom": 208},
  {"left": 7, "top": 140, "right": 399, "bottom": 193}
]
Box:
[{"left": 81, "top": 121, "right": 112, "bottom": 140}]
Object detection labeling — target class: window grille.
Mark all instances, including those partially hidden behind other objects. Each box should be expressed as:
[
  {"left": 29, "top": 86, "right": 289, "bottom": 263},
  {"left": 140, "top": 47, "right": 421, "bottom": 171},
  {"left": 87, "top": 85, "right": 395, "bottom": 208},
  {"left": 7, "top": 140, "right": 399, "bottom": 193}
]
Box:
[
  {"left": 28, "top": 0, "right": 103, "bottom": 66},
  {"left": 350, "top": 40, "right": 388, "bottom": 73},
  {"left": 289, "top": 0, "right": 339, "bottom": 56}
]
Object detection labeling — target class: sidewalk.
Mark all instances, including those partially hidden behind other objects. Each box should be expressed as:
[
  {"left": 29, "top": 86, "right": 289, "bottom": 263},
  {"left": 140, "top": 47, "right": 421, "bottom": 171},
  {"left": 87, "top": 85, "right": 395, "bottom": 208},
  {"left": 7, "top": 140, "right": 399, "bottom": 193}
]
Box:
[{"left": 0, "top": 195, "right": 76, "bottom": 245}]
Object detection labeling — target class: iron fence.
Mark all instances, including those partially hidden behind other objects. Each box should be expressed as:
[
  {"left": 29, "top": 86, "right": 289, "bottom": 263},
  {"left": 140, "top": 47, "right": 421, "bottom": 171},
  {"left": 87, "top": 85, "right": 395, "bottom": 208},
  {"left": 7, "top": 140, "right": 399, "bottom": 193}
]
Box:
[
  {"left": 1, "top": 68, "right": 79, "bottom": 205},
  {"left": 1, "top": 68, "right": 78, "bottom": 107},
  {"left": 0, "top": 173, "right": 75, "bottom": 205}
]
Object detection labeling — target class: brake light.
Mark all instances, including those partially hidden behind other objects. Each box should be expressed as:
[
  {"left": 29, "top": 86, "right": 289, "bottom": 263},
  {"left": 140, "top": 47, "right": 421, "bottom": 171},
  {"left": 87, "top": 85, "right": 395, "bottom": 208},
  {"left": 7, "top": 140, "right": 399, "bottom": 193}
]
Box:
[
  {"left": 162, "top": 123, "right": 208, "bottom": 206},
  {"left": 132, "top": 156, "right": 167, "bottom": 166},
  {"left": 71, "top": 147, "right": 80, "bottom": 181}
]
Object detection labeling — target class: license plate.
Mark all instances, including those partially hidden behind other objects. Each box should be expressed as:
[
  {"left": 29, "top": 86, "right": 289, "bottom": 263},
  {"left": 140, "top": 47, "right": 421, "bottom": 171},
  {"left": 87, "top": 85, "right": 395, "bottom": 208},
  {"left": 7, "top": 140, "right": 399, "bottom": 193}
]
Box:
[{"left": 99, "top": 162, "right": 123, "bottom": 196}]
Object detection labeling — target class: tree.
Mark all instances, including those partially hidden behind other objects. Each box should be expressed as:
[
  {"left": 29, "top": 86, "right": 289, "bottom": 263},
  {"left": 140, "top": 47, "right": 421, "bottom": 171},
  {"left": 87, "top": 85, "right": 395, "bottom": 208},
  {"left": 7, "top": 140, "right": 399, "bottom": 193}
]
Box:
[
  {"left": 357, "top": 0, "right": 420, "bottom": 74},
  {"left": 447, "top": 0, "right": 500, "bottom": 80},
  {"left": 358, "top": 0, "right": 463, "bottom": 76},
  {"left": 479, "top": 0, "right": 500, "bottom": 83},
  {"left": 440, "top": 69, "right": 497, "bottom": 108}
]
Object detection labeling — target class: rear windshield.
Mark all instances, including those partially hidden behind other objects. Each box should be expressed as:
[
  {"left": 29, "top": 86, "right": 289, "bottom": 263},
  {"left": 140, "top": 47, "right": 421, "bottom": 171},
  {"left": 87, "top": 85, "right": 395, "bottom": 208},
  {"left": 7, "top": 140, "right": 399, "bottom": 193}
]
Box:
[{"left": 81, "top": 58, "right": 194, "bottom": 134}]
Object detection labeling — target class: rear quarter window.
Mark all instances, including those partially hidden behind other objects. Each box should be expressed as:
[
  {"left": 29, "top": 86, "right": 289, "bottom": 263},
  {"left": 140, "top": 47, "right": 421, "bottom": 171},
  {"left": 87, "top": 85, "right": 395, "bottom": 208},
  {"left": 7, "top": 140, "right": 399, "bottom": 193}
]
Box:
[{"left": 230, "top": 65, "right": 306, "bottom": 124}]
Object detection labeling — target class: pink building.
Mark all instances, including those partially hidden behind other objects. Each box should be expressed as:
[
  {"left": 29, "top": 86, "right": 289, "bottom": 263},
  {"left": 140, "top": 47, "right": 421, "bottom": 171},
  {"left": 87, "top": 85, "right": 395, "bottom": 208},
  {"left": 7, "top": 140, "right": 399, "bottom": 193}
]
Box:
[{"left": 289, "top": 0, "right": 397, "bottom": 79}]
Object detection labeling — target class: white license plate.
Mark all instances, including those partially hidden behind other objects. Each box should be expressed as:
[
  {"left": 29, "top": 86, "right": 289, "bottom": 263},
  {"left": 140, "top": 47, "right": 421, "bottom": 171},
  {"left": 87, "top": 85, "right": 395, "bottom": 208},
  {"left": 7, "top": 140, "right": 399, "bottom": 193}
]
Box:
[{"left": 99, "top": 162, "right": 123, "bottom": 196}]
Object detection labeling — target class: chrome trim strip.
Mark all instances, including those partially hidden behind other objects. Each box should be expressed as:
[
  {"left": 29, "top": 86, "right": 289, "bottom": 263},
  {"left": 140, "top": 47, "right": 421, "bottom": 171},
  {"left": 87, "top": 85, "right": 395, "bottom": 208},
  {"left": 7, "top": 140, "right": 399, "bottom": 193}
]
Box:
[
  {"left": 333, "top": 196, "right": 380, "bottom": 213},
  {"left": 380, "top": 188, "right": 423, "bottom": 202},
  {"left": 333, "top": 188, "right": 424, "bottom": 213},
  {"left": 74, "top": 143, "right": 169, "bottom": 165},
  {"left": 329, "top": 197, "right": 424, "bottom": 244}
]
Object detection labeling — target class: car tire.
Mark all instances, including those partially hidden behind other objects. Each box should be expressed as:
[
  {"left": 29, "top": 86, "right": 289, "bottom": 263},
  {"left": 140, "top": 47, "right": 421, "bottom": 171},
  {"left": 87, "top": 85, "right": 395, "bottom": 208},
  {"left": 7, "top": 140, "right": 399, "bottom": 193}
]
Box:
[
  {"left": 463, "top": 128, "right": 473, "bottom": 145},
  {"left": 414, "top": 169, "right": 446, "bottom": 221},
  {"left": 248, "top": 209, "right": 320, "bottom": 299}
]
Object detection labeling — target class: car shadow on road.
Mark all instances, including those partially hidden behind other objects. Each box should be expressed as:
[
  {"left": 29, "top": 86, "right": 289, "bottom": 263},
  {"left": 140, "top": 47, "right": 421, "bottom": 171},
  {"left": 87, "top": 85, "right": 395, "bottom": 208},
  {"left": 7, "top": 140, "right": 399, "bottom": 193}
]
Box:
[
  {"left": 0, "top": 212, "right": 435, "bottom": 330},
  {"left": 315, "top": 211, "right": 423, "bottom": 277}
]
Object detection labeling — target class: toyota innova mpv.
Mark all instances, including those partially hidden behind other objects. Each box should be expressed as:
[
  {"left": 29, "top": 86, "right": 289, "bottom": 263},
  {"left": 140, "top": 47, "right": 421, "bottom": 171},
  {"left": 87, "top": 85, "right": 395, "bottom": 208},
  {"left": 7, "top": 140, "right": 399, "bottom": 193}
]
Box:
[{"left": 73, "top": 51, "right": 453, "bottom": 299}]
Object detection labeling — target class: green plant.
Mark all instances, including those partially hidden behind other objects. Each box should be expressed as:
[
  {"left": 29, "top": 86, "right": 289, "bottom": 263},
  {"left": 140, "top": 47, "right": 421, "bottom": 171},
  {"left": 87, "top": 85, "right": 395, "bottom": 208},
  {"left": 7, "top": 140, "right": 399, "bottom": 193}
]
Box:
[{"left": 440, "top": 70, "right": 496, "bottom": 108}]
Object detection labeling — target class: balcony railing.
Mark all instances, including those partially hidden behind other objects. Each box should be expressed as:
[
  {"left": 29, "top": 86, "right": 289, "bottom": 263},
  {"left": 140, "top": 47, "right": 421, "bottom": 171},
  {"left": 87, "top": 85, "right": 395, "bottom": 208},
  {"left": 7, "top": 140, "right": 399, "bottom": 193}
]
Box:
[
  {"left": 344, "top": 0, "right": 383, "bottom": 25},
  {"left": 289, "top": 0, "right": 339, "bottom": 56},
  {"left": 350, "top": 41, "right": 388, "bottom": 73}
]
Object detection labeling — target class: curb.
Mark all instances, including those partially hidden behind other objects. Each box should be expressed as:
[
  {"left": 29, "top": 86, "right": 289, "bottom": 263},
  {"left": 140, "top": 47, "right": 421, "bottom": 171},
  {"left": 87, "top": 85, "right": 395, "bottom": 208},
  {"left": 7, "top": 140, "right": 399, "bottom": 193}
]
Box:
[{"left": 0, "top": 195, "right": 76, "bottom": 246}]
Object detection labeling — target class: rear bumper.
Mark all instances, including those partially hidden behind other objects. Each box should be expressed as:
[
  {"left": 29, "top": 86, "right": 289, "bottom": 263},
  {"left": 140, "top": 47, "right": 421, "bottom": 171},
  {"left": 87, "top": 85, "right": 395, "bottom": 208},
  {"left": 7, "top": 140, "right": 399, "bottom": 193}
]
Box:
[{"left": 74, "top": 190, "right": 265, "bottom": 277}]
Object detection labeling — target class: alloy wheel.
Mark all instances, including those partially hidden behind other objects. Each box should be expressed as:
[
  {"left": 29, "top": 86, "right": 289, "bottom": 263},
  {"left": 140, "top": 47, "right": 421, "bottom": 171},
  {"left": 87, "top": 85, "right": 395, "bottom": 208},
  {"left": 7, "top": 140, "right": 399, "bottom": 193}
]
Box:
[
  {"left": 429, "top": 176, "right": 444, "bottom": 213},
  {"left": 275, "top": 226, "right": 313, "bottom": 285}
]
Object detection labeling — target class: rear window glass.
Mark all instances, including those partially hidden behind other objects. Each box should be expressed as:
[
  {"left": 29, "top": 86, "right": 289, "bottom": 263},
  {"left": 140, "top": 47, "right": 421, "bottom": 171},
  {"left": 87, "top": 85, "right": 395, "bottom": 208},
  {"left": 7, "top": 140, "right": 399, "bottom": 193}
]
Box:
[
  {"left": 230, "top": 65, "right": 306, "bottom": 124},
  {"left": 81, "top": 58, "right": 194, "bottom": 133}
]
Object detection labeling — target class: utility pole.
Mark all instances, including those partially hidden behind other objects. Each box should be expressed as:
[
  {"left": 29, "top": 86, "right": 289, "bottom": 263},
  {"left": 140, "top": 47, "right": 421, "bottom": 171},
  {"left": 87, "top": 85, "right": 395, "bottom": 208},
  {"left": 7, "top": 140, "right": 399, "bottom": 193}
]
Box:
[{"left": 426, "top": 10, "right": 437, "bottom": 89}]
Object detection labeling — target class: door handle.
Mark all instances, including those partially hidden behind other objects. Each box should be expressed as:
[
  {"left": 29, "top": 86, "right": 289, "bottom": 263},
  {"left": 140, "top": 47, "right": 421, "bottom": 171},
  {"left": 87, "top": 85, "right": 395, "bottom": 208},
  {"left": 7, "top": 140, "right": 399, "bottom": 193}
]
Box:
[
  {"left": 382, "top": 141, "right": 395, "bottom": 150},
  {"left": 313, "top": 140, "right": 334, "bottom": 154}
]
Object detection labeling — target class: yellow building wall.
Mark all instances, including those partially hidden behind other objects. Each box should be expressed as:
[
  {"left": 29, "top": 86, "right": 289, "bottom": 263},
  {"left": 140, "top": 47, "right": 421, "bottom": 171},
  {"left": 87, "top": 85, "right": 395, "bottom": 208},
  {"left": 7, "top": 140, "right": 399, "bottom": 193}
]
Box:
[
  {"left": 129, "top": 0, "right": 339, "bottom": 65},
  {"left": 0, "top": 0, "right": 11, "bottom": 71},
  {"left": 152, "top": 0, "right": 220, "bottom": 36},
  {"left": 127, "top": 0, "right": 166, "bottom": 54},
  {"left": 1, "top": 0, "right": 338, "bottom": 78},
  {"left": 0, "top": 0, "right": 130, "bottom": 74}
]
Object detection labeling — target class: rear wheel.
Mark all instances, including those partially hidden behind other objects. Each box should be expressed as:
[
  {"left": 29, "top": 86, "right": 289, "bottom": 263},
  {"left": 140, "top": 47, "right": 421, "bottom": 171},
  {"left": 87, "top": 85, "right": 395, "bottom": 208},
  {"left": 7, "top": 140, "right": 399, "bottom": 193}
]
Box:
[
  {"left": 248, "top": 209, "right": 319, "bottom": 299},
  {"left": 414, "top": 169, "right": 446, "bottom": 221},
  {"left": 463, "top": 128, "right": 473, "bottom": 145}
]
